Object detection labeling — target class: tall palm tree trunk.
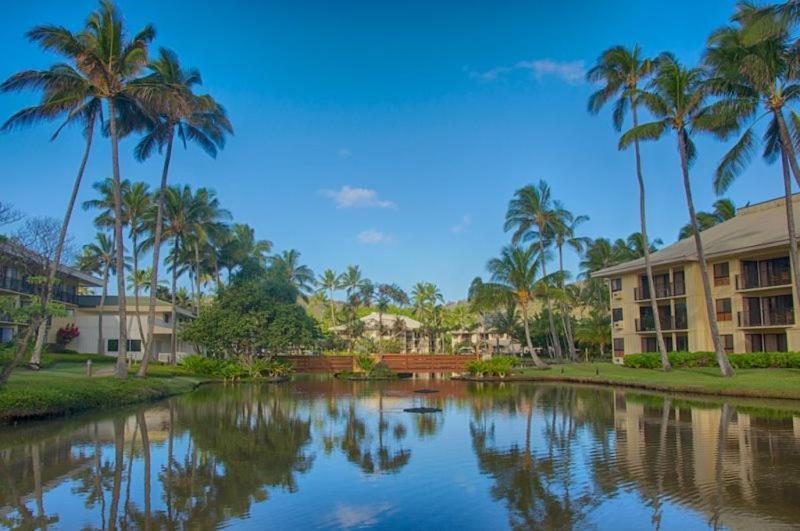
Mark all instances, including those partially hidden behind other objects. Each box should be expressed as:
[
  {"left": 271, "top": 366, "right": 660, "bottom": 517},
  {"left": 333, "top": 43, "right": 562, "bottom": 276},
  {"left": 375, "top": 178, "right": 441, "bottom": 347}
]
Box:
[
  {"left": 98, "top": 260, "right": 110, "bottom": 355},
  {"left": 194, "top": 243, "right": 202, "bottom": 314},
  {"left": 30, "top": 126, "right": 95, "bottom": 366},
  {"left": 170, "top": 240, "right": 179, "bottom": 365},
  {"left": 140, "top": 130, "right": 175, "bottom": 377},
  {"left": 329, "top": 288, "right": 337, "bottom": 324},
  {"left": 108, "top": 104, "right": 128, "bottom": 379},
  {"left": 775, "top": 110, "right": 800, "bottom": 189},
  {"left": 632, "top": 106, "right": 671, "bottom": 371},
  {"left": 780, "top": 151, "right": 800, "bottom": 314},
  {"left": 677, "top": 132, "right": 733, "bottom": 377},
  {"left": 132, "top": 238, "right": 147, "bottom": 361},
  {"left": 537, "top": 237, "right": 563, "bottom": 360},
  {"left": 521, "top": 300, "right": 548, "bottom": 368},
  {"left": 557, "top": 245, "right": 577, "bottom": 360},
  {"left": 109, "top": 418, "right": 124, "bottom": 531}
]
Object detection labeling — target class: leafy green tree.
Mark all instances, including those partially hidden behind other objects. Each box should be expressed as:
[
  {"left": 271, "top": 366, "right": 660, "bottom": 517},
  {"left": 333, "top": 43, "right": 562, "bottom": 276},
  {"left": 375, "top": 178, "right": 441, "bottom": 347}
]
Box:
[
  {"left": 217, "top": 223, "right": 272, "bottom": 279},
  {"left": 182, "top": 267, "right": 319, "bottom": 358},
  {"left": 620, "top": 54, "right": 734, "bottom": 377},
  {"left": 575, "top": 311, "right": 612, "bottom": 359},
  {"left": 504, "top": 180, "right": 565, "bottom": 359},
  {"left": 587, "top": 44, "right": 671, "bottom": 370}
]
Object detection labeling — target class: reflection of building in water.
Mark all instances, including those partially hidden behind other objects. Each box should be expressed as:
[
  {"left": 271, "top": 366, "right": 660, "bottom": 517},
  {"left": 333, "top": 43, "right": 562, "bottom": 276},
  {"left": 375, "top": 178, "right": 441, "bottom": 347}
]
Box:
[{"left": 612, "top": 391, "right": 800, "bottom": 528}]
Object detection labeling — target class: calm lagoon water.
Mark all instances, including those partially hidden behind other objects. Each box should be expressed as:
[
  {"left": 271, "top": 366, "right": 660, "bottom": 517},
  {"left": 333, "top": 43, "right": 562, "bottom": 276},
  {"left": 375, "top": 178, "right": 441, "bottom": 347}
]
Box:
[{"left": 2, "top": 378, "right": 800, "bottom": 530}]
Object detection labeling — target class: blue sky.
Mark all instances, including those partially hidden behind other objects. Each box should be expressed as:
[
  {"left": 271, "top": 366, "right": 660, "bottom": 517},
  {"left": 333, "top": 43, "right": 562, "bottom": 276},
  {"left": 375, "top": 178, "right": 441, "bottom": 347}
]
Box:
[{"left": 0, "top": 0, "right": 788, "bottom": 300}]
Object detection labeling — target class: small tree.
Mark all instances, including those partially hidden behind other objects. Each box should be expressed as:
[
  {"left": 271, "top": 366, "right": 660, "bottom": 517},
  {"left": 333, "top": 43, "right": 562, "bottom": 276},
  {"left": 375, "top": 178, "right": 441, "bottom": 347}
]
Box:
[{"left": 55, "top": 324, "right": 80, "bottom": 349}]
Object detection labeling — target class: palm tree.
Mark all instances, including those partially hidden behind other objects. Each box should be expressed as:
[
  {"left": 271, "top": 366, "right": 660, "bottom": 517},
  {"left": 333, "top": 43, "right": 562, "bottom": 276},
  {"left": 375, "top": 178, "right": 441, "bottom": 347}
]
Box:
[
  {"left": 77, "top": 233, "right": 115, "bottom": 355},
  {"left": 375, "top": 283, "right": 409, "bottom": 354},
  {"left": 587, "top": 44, "right": 671, "bottom": 371},
  {"left": 268, "top": 250, "right": 315, "bottom": 297},
  {"left": 484, "top": 245, "right": 548, "bottom": 368},
  {"left": 575, "top": 311, "right": 611, "bottom": 359},
  {"left": 620, "top": 54, "right": 734, "bottom": 377},
  {"left": 217, "top": 223, "right": 272, "bottom": 279},
  {"left": 133, "top": 47, "right": 232, "bottom": 377},
  {"left": 317, "top": 269, "right": 341, "bottom": 326},
  {"left": 702, "top": 7, "right": 800, "bottom": 311},
  {"left": 625, "top": 232, "right": 663, "bottom": 259},
  {"left": 185, "top": 187, "right": 230, "bottom": 314},
  {"left": 504, "top": 180, "right": 564, "bottom": 360},
  {"left": 678, "top": 199, "right": 737, "bottom": 240},
  {"left": 34, "top": 0, "right": 156, "bottom": 378},
  {"left": 122, "top": 182, "right": 151, "bottom": 354},
  {"left": 411, "top": 282, "right": 444, "bottom": 352},
  {"left": 1, "top": 23, "right": 103, "bottom": 367},
  {"left": 551, "top": 209, "right": 590, "bottom": 360}
]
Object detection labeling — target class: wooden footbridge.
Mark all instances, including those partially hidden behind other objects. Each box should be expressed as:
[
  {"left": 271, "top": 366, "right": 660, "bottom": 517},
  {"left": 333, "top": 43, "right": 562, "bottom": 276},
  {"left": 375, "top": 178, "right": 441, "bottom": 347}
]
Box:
[{"left": 282, "top": 354, "right": 473, "bottom": 374}]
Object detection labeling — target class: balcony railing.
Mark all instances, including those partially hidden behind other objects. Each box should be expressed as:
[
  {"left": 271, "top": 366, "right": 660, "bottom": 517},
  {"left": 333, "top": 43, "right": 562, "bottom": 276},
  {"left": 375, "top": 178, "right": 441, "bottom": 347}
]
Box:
[
  {"left": 1, "top": 274, "right": 78, "bottom": 305},
  {"left": 737, "top": 309, "right": 795, "bottom": 327},
  {"left": 735, "top": 271, "right": 792, "bottom": 290},
  {"left": 635, "top": 315, "right": 688, "bottom": 332},
  {"left": 634, "top": 282, "right": 686, "bottom": 301}
]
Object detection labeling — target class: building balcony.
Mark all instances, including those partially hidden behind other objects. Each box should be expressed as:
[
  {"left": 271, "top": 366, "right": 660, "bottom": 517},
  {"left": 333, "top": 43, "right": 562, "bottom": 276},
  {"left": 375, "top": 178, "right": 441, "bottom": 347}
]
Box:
[
  {"left": 735, "top": 273, "right": 792, "bottom": 291},
  {"left": 1, "top": 275, "right": 78, "bottom": 305},
  {"left": 635, "top": 315, "right": 688, "bottom": 332},
  {"left": 634, "top": 282, "right": 686, "bottom": 301},
  {"left": 737, "top": 309, "right": 795, "bottom": 328}
]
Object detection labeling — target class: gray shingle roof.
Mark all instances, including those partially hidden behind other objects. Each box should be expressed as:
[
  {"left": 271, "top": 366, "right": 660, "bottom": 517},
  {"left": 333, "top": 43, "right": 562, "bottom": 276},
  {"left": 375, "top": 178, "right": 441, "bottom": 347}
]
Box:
[{"left": 592, "top": 195, "right": 798, "bottom": 278}]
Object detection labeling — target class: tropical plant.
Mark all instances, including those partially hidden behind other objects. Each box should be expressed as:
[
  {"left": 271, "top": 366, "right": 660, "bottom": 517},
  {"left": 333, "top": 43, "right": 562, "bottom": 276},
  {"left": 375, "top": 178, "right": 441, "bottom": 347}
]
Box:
[
  {"left": 551, "top": 209, "right": 590, "bottom": 360},
  {"left": 678, "top": 199, "right": 736, "bottom": 239},
  {"left": 587, "top": 44, "right": 671, "bottom": 370},
  {"left": 317, "top": 269, "right": 340, "bottom": 326},
  {"left": 217, "top": 223, "right": 272, "bottom": 278},
  {"left": 575, "top": 311, "right": 611, "bottom": 359},
  {"left": 0, "top": 15, "right": 104, "bottom": 368},
  {"left": 702, "top": 4, "right": 800, "bottom": 311},
  {"left": 620, "top": 53, "right": 734, "bottom": 377},
  {"left": 374, "top": 283, "right": 409, "bottom": 353},
  {"left": 411, "top": 281, "right": 444, "bottom": 352},
  {"left": 133, "top": 47, "right": 232, "bottom": 377},
  {"left": 122, "top": 182, "right": 152, "bottom": 352},
  {"left": 268, "top": 249, "right": 315, "bottom": 297},
  {"left": 76, "top": 233, "right": 116, "bottom": 354},
  {"left": 481, "top": 245, "right": 548, "bottom": 368},
  {"left": 504, "top": 180, "right": 564, "bottom": 359}
]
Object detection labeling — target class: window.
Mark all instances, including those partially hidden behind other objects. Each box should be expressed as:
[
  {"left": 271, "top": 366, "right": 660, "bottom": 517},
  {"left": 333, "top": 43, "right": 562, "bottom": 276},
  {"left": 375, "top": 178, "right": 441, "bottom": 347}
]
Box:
[
  {"left": 613, "top": 338, "right": 625, "bottom": 357},
  {"left": 746, "top": 333, "right": 788, "bottom": 352},
  {"left": 612, "top": 308, "right": 623, "bottom": 323},
  {"left": 641, "top": 337, "right": 657, "bottom": 353},
  {"left": 610, "top": 278, "right": 622, "bottom": 293},
  {"left": 673, "top": 270, "right": 686, "bottom": 296},
  {"left": 714, "top": 262, "right": 730, "bottom": 286},
  {"left": 107, "top": 339, "right": 119, "bottom": 352},
  {"left": 163, "top": 313, "right": 171, "bottom": 323},
  {"left": 716, "top": 298, "right": 732, "bottom": 321},
  {"left": 722, "top": 334, "right": 734, "bottom": 354},
  {"left": 675, "top": 334, "right": 688, "bottom": 352},
  {"left": 128, "top": 340, "right": 142, "bottom": 352}
]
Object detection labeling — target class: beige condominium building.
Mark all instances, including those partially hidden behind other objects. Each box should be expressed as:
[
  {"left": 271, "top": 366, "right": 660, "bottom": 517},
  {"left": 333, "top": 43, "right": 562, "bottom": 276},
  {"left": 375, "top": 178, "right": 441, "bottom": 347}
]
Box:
[
  {"left": 330, "top": 312, "right": 429, "bottom": 353},
  {"left": 594, "top": 194, "right": 800, "bottom": 364},
  {"left": 49, "top": 295, "right": 197, "bottom": 363},
  {"left": 0, "top": 241, "right": 102, "bottom": 342}
]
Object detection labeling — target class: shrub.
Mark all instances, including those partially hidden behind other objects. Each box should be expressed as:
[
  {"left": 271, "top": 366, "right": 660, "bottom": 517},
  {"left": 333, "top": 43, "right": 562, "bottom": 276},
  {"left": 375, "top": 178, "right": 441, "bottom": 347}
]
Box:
[
  {"left": 180, "top": 355, "right": 228, "bottom": 376},
  {"left": 466, "top": 356, "right": 519, "bottom": 377},
  {"left": 55, "top": 324, "right": 80, "bottom": 347},
  {"left": 378, "top": 339, "right": 404, "bottom": 353},
  {"left": 623, "top": 351, "right": 800, "bottom": 369},
  {"left": 356, "top": 354, "right": 377, "bottom": 376}
]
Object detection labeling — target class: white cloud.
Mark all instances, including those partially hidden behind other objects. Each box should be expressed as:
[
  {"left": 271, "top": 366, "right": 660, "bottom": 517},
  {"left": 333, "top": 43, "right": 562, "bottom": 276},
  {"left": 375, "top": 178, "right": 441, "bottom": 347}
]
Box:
[
  {"left": 467, "top": 59, "right": 586, "bottom": 84},
  {"left": 357, "top": 228, "right": 392, "bottom": 245},
  {"left": 338, "top": 148, "right": 352, "bottom": 159},
  {"left": 321, "top": 185, "right": 396, "bottom": 209},
  {"left": 325, "top": 502, "right": 393, "bottom": 529},
  {"left": 451, "top": 215, "right": 472, "bottom": 233}
]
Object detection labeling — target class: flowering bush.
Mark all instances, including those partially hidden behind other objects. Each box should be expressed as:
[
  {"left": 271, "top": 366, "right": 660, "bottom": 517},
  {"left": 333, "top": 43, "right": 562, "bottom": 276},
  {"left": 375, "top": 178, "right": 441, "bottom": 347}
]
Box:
[{"left": 55, "top": 324, "right": 80, "bottom": 347}]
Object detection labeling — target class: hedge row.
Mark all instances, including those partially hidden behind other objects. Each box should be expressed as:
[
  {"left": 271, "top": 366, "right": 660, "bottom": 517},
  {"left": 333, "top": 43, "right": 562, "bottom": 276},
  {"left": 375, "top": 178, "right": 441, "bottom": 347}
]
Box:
[{"left": 624, "top": 351, "right": 800, "bottom": 369}]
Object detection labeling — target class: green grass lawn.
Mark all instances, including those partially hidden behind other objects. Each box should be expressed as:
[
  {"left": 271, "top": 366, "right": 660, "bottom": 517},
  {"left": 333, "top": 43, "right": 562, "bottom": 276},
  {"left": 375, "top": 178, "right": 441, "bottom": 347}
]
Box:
[
  {"left": 0, "top": 357, "right": 208, "bottom": 422},
  {"left": 511, "top": 362, "right": 800, "bottom": 400}
]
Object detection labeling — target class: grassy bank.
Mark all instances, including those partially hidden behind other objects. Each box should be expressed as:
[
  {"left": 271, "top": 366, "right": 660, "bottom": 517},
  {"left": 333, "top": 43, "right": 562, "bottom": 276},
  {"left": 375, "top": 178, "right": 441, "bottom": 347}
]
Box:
[
  {"left": 465, "top": 363, "right": 800, "bottom": 401},
  {"left": 0, "top": 358, "right": 208, "bottom": 422}
]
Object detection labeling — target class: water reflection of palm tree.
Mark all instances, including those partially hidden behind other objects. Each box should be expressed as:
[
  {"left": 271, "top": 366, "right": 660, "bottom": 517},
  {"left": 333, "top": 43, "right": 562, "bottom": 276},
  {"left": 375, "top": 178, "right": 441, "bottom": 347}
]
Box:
[
  {"left": 471, "top": 386, "right": 596, "bottom": 529},
  {"left": 108, "top": 418, "right": 126, "bottom": 531}
]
